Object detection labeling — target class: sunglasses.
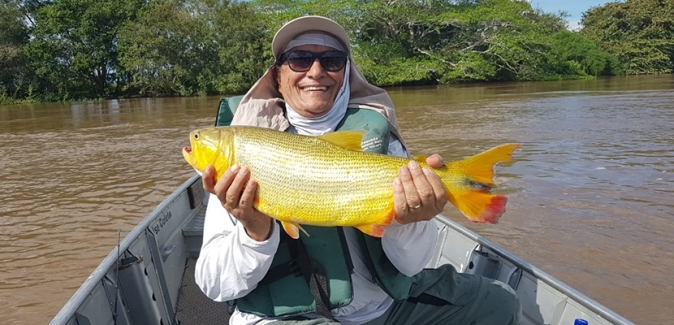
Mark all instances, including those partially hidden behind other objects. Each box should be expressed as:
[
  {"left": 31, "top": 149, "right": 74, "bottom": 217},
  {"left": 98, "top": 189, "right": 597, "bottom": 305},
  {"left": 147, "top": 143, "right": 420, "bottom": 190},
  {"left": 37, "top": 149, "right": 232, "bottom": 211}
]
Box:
[{"left": 276, "top": 50, "right": 348, "bottom": 72}]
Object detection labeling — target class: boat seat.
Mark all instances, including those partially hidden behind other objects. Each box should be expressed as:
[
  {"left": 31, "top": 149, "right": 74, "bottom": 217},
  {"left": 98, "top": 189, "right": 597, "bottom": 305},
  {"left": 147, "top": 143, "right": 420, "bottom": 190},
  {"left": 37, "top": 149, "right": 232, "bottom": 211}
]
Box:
[{"left": 215, "top": 95, "right": 244, "bottom": 127}]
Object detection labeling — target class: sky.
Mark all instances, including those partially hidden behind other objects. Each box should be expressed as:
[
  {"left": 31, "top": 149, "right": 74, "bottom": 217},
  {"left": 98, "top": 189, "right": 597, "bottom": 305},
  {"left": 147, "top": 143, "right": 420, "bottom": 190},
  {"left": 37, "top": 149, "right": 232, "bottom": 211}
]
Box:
[{"left": 529, "top": 0, "right": 613, "bottom": 30}]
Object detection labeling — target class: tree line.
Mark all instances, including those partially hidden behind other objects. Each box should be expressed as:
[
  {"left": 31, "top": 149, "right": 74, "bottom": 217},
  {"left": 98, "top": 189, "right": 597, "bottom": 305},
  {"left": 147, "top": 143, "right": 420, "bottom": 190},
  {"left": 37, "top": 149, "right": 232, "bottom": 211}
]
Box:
[{"left": 1, "top": 0, "right": 672, "bottom": 104}]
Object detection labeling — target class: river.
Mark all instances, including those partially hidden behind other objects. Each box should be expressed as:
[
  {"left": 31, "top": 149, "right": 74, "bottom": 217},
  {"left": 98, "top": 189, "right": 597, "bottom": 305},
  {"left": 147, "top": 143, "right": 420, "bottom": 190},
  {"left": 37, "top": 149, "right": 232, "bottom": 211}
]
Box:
[{"left": 1, "top": 75, "right": 672, "bottom": 324}]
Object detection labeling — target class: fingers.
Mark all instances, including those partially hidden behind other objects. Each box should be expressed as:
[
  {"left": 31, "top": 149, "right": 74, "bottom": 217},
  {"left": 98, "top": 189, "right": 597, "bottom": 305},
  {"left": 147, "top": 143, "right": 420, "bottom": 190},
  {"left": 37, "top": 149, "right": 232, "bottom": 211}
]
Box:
[
  {"left": 408, "top": 161, "right": 435, "bottom": 208},
  {"left": 201, "top": 165, "right": 216, "bottom": 193},
  {"left": 399, "top": 162, "right": 421, "bottom": 209},
  {"left": 426, "top": 154, "right": 444, "bottom": 168},
  {"left": 211, "top": 165, "right": 235, "bottom": 199},
  {"left": 393, "top": 162, "right": 422, "bottom": 224},
  {"left": 423, "top": 154, "right": 448, "bottom": 211},
  {"left": 223, "top": 166, "right": 250, "bottom": 210},
  {"left": 238, "top": 179, "right": 257, "bottom": 209},
  {"left": 202, "top": 164, "right": 270, "bottom": 241},
  {"left": 392, "top": 177, "right": 408, "bottom": 221},
  {"left": 423, "top": 168, "right": 447, "bottom": 211},
  {"left": 394, "top": 159, "right": 448, "bottom": 224}
]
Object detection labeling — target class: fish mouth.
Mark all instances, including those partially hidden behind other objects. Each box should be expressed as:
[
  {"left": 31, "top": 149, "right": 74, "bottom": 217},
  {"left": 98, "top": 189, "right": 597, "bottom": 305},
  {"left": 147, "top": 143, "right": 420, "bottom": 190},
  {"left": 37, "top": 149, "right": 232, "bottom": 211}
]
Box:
[
  {"left": 182, "top": 146, "right": 203, "bottom": 176},
  {"left": 182, "top": 146, "right": 196, "bottom": 166}
]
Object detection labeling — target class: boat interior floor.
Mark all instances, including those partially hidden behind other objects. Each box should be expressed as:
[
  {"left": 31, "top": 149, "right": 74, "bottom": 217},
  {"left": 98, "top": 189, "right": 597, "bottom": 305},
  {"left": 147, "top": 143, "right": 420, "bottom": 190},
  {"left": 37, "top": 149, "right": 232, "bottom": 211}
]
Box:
[{"left": 176, "top": 207, "right": 232, "bottom": 324}]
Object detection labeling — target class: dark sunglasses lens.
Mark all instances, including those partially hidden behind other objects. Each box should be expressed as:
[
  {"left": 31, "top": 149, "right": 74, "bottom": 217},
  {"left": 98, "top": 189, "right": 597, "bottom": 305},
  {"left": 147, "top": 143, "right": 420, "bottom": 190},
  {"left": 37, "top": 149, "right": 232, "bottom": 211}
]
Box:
[
  {"left": 287, "top": 56, "right": 314, "bottom": 71},
  {"left": 283, "top": 51, "right": 347, "bottom": 72},
  {"left": 319, "top": 56, "right": 346, "bottom": 71}
]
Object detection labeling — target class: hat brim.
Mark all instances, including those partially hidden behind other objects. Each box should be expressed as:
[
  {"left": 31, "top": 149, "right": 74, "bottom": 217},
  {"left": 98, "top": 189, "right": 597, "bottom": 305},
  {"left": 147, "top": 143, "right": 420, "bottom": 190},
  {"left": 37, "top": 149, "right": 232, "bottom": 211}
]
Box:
[{"left": 272, "top": 16, "right": 351, "bottom": 59}]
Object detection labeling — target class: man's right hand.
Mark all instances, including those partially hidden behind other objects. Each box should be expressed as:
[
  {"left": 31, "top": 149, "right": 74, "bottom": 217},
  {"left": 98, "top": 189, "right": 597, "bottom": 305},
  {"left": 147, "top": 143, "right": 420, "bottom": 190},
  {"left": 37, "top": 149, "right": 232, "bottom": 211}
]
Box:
[{"left": 202, "top": 164, "right": 273, "bottom": 241}]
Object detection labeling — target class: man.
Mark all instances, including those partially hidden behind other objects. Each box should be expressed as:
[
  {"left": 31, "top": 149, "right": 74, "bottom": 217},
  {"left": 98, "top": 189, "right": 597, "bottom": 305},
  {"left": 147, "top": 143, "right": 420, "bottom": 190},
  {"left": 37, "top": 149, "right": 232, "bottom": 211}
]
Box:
[{"left": 195, "top": 15, "right": 521, "bottom": 325}]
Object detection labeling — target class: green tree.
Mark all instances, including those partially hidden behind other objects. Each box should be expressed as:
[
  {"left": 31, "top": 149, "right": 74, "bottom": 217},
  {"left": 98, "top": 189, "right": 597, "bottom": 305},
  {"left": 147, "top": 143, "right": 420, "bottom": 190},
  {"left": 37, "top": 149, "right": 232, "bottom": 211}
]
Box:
[
  {"left": 0, "top": 0, "right": 31, "bottom": 102},
  {"left": 24, "top": 0, "right": 143, "bottom": 100},
  {"left": 4, "top": 0, "right": 656, "bottom": 102},
  {"left": 209, "top": 1, "right": 271, "bottom": 94},
  {"left": 118, "top": 0, "right": 214, "bottom": 96},
  {"left": 329, "top": 0, "right": 567, "bottom": 84},
  {"left": 548, "top": 30, "right": 621, "bottom": 77},
  {"left": 581, "top": 0, "right": 674, "bottom": 74},
  {"left": 118, "top": 0, "right": 268, "bottom": 97}
]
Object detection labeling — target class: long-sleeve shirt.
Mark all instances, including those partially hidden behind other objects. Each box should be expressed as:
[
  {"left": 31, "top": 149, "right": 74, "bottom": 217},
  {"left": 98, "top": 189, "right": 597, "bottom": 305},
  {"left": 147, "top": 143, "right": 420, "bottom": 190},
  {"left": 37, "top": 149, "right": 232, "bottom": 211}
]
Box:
[{"left": 194, "top": 137, "right": 439, "bottom": 325}]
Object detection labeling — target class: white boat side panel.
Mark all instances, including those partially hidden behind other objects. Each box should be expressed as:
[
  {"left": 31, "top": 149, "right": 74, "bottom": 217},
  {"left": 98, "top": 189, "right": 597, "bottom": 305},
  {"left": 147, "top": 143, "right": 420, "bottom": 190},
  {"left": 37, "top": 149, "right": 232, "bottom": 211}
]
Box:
[
  {"left": 431, "top": 220, "right": 477, "bottom": 271},
  {"left": 145, "top": 188, "right": 194, "bottom": 309},
  {"left": 127, "top": 234, "right": 173, "bottom": 323},
  {"left": 69, "top": 271, "right": 131, "bottom": 325},
  {"left": 431, "top": 218, "right": 620, "bottom": 325}
]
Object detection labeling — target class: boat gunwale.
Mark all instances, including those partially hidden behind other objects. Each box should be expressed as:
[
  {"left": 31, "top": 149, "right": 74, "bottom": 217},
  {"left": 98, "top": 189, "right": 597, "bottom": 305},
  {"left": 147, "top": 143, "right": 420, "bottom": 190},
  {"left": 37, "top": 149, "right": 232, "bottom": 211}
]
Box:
[
  {"left": 49, "top": 174, "right": 202, "bottom": 325},
  {"left": 49, "top": 174, "right": 635, "bottom": 325},
  {"left": 435, "top": 214, "right": 635, "bottom": 325}
]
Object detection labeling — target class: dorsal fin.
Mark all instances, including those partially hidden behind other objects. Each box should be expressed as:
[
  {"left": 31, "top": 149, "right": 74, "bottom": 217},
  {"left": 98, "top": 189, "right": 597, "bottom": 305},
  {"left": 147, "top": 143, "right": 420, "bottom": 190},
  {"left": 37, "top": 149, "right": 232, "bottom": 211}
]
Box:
[
  {"left": 318, "top": 130, "right": 366, "bottom": 151},
  {"left": 413, "top": 154, "right": 427, "bottom": 163}
]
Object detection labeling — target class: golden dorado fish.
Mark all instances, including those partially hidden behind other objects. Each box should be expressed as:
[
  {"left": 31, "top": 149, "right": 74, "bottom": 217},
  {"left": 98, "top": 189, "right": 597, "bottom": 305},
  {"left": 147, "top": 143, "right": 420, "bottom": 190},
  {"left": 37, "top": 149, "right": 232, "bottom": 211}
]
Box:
[{"left": 182, "top": 126, "right": 519, "bottom": 239}]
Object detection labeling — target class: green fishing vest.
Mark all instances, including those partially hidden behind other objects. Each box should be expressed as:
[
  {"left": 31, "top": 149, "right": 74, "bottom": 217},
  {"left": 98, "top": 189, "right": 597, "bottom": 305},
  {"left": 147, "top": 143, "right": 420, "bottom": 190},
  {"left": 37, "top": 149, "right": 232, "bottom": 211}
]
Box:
[{"left": 215, "top": 96, "right": 416, "bottom": 318}]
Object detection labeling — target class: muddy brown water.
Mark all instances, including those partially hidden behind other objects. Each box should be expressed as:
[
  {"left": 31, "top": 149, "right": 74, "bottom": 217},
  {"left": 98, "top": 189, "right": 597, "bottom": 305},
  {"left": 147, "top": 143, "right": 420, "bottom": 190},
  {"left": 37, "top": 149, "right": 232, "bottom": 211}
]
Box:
[{"left": 1, "top": 75, "right": 672, "bottom": 324}]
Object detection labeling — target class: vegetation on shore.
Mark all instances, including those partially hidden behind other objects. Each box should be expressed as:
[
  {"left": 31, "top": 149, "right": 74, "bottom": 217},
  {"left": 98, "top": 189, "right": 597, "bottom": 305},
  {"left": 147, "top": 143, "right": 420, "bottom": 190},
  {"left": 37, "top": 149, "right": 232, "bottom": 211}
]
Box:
[{"left": 1, "top": 0, "right": 672, "bottom": 104}]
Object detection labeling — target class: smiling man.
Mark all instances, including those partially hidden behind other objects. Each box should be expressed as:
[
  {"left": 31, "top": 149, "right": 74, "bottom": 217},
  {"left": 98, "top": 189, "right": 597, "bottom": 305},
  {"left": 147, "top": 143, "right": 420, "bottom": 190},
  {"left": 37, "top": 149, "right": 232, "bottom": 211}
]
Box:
[{"left": 194, "top": 15, "right": 522, "bottom": 325}]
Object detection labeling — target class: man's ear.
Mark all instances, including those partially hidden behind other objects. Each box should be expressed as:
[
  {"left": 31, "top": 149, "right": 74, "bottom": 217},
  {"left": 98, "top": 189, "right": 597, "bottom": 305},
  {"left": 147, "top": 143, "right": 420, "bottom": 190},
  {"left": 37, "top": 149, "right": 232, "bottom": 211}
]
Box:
[{"left": 272, "top": 65, "right": 280, "bottom": 89}]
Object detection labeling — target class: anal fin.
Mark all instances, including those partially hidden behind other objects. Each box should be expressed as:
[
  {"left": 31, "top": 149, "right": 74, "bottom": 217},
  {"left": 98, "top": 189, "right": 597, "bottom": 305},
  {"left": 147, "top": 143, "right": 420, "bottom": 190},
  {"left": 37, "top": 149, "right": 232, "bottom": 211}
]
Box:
[{"left": 355, "top": 208, "right": 395, "bottom": 238}]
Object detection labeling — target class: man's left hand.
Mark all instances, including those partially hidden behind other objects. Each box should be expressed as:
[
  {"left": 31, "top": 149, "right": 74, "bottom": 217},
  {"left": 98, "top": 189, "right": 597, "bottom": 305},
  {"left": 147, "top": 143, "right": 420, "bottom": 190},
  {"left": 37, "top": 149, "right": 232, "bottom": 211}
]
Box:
[{"left": 393, "top": 154, "right": 448, "bottom": 224}]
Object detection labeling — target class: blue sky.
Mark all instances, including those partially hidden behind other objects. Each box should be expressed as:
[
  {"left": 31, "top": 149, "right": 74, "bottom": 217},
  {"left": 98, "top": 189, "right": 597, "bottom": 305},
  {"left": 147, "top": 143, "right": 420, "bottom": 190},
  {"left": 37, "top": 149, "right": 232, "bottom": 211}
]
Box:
[{"left": 529, "top": 0, "right": 612, "bottom": 30}]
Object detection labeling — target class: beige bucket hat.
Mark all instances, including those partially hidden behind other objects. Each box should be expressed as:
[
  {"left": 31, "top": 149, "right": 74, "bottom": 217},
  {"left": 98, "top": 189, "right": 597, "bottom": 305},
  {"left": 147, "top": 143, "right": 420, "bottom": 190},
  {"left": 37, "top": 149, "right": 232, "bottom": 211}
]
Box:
[{"left": 271, "top": 16, "right": 351, "bottom": 58}]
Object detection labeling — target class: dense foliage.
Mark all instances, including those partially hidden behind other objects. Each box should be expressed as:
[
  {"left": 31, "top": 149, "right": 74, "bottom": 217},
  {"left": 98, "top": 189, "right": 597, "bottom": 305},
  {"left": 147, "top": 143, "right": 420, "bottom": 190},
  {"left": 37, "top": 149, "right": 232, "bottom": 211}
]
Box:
[
  {"left": 0, "top": 0, "right": 670, "bottom": 103},
  {"left": 581, "top": 0, "right": 674, "bottom": 74}
]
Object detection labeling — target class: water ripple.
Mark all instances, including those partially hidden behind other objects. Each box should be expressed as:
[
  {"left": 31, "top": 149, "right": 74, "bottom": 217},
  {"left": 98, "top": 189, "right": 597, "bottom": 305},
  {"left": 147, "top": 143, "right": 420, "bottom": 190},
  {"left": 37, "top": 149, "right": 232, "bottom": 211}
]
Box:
[{"left": 1, "top": 78, "right": 673, "bottom": 324}]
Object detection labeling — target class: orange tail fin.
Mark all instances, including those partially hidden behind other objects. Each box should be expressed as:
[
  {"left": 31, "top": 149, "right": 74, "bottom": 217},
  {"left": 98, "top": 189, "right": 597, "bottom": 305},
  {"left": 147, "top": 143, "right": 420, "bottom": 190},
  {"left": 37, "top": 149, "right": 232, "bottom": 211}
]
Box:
[{"left": 444, "top": 143, "right": 520, "bottom": 223}]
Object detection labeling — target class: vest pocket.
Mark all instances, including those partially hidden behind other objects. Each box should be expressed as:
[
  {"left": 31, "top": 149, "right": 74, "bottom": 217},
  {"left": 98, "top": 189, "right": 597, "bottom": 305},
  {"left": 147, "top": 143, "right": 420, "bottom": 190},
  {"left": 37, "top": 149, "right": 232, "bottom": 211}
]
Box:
[{"left": 269, "top": 274, "right": 317, "bottom": 315}]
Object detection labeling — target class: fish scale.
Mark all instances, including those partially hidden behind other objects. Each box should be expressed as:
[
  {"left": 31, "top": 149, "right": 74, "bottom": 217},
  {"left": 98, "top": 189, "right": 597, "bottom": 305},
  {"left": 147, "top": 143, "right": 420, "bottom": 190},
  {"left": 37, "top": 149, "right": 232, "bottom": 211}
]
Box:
[
  {"left": 234, "top": 129, "right": 400, "bottom": 225},
  {"left": 183, "top": 126, "right": 520, "bottom": 239}
]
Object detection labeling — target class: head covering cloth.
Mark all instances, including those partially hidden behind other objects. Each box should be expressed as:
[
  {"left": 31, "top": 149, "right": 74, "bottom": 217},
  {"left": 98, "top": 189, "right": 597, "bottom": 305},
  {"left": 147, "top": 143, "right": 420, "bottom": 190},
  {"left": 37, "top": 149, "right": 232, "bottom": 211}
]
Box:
[{"left": 231, "top": 15, "right": 406, "bottom": 147}]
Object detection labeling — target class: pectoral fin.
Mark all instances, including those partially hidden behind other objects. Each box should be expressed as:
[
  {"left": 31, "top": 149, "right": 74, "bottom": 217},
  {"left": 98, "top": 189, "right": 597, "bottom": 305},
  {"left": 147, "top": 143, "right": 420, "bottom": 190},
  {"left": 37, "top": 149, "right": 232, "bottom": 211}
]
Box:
[{"left": 281, "top": 221, "right": 310, "bottom": 239}]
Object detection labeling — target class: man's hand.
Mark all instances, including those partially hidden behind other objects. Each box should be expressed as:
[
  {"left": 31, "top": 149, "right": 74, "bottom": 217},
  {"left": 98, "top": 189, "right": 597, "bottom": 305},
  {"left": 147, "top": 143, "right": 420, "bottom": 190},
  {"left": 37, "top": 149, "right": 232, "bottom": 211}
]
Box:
[
  {"left": 202, "top": 165, "right": 273, "bottom": 241},
  {"left": 393, "top": 154, "right": 448, "bottom": 224}
]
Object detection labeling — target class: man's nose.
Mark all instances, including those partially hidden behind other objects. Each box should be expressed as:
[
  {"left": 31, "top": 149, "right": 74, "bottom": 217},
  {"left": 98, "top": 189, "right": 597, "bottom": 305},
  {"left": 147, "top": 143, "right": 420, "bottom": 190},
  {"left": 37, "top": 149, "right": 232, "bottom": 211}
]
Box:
[{"left": 306, "top": 58, "right": 325, "bottom": 76}]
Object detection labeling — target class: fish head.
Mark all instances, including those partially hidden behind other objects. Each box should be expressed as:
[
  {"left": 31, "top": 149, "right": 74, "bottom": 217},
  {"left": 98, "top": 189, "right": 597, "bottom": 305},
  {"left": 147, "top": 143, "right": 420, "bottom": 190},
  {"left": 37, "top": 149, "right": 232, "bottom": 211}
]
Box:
[{"left": 182, "top": 127, "right": 235, "bottom": 179}]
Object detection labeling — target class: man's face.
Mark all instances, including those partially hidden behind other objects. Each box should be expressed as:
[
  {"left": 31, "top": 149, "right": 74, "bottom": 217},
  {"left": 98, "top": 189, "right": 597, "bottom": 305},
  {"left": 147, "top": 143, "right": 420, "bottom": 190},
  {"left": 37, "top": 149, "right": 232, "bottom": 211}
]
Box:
[{"left": 276, "top": 44, "right": 346, "bottom": 118}]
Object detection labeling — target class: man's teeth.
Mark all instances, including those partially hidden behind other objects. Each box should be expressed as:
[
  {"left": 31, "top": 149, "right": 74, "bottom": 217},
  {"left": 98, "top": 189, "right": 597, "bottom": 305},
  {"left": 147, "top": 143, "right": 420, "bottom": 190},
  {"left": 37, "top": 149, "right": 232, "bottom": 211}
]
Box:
[{"left": 303, "top": 86, "right": 327, "bottom": 91}]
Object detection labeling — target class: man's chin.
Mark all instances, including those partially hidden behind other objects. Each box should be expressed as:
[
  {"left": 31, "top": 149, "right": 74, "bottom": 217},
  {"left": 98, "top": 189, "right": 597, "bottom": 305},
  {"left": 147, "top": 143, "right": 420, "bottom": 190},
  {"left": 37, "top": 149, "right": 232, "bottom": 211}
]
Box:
[{"left": 295, "top": 101, "right": 334, "bottom": 116}]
